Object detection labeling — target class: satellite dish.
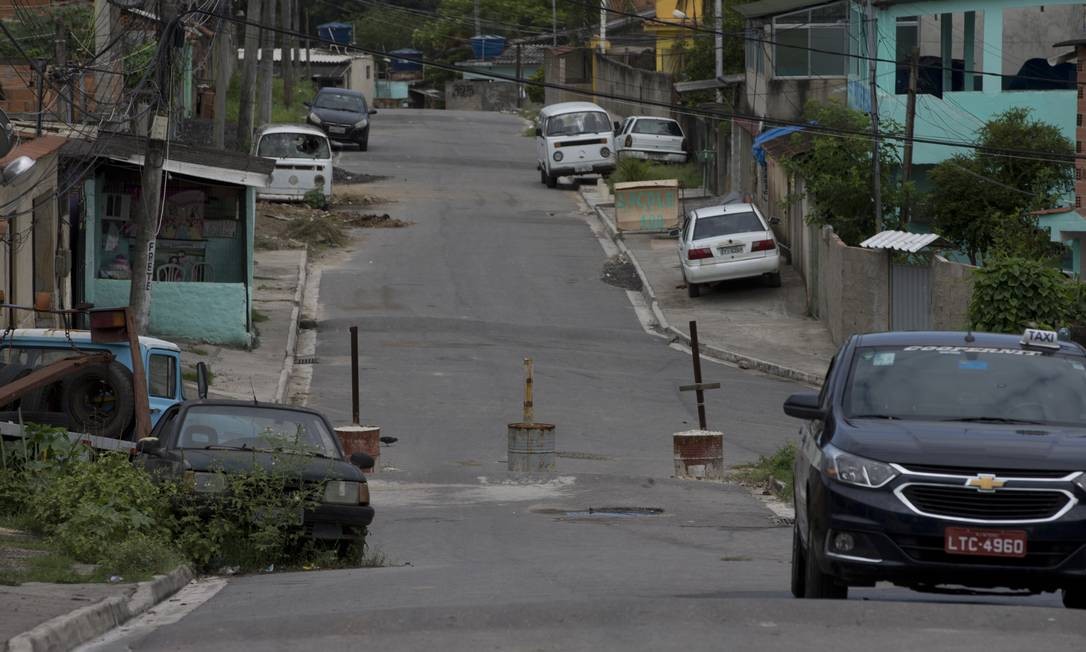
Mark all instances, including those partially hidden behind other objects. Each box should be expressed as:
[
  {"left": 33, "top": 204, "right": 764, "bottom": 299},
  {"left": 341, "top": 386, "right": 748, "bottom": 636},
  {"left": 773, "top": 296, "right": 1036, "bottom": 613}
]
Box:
[
  {"left": 0, "top": 111, "right": 13, "bottom": 160},
  {"left": 3, "top": 156, "right": 36, "bottom": 184}
]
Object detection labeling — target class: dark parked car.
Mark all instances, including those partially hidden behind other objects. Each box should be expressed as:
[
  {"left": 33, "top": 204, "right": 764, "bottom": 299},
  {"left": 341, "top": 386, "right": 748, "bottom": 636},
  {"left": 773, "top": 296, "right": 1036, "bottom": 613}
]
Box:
[
  {"left": 305, "top": 88, "right": 377, "bottom": 151},
  {"left": 135, "top": 400, "right": 374, "bottom": 544},
  {"left": 786, "top": 328, "right": 1086, "bottom": 609}
]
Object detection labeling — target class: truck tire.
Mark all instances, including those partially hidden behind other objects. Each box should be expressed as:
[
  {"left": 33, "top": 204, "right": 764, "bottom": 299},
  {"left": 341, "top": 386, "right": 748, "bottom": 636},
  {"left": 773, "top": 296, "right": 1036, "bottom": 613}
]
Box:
[
  {"left": 0, "top": 364, "right": 47, "bottom": 412},
  {"left": 61, "top": 362, "right": 135, "bottom": 436}
]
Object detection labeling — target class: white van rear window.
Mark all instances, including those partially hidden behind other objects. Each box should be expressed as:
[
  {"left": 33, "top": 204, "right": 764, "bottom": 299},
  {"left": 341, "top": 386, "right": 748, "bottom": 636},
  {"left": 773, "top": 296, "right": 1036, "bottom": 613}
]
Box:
[
  {"left": 545, "top": 111, "right": 610, "bottom": 137},
  {"left": 258, "top": 134, "right": 330, "bottom": 159}
]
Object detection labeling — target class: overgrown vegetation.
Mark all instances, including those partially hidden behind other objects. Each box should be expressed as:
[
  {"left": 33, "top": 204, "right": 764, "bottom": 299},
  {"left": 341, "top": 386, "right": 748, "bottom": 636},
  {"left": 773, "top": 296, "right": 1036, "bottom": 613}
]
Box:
[
  {"left": 0, "top": 426, "right": 374, "bottom": 584},
  {"left": 226, "top": 75, "right": 318, "bottom": 125},
  {"left": 968, "top": 257, "right": 1076, "bottom": 334},
  {"left": 284, "top": 213, "right": 349, "bottom": 250},
  {"left": 928, "top": 108, "right": 1074, "bottom": 266},
  {"left": 609, "top": 157, "right": 703, "bottom": 189},
  {"left": 731, "top": 443, "right": 796, "bottom": 503}
]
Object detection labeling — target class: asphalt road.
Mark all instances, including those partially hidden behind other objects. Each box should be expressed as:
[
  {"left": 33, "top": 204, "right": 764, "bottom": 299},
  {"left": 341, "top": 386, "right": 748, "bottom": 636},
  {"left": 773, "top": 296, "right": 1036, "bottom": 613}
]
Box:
[{"left": 85, "top": 110, "right": 1085, "bottom": 651}]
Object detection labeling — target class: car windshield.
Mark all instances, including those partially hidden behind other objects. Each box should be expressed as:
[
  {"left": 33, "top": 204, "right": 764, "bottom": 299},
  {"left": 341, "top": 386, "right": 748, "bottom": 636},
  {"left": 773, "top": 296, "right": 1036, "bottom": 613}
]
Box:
[
  {"left": 692, "top": 211, "right": 765, "bottom": 240},
  {"left": 633, "top": 119, "right": 683, "bottom": 137},
  {"left": 845, "top": 345, "right": 1086, "bottom": 426},
  {"left": 314, "top": 93, "right": 366, "bottom": 113},
  {"left": 176, "top": 405, "right": 341, "bottom": 457},
  {"left": 257, "top": 133, "right": 330, "bottom": 160},
  {"left": 545, "top": 111, "right": 611, "bottom": 136}
]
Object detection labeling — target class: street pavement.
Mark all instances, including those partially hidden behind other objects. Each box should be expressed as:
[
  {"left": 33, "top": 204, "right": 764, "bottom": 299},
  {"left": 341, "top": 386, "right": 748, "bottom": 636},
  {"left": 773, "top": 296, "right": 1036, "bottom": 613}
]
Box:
[{"left": 80, "top": 110, "right": 1085, "bottom": 650}]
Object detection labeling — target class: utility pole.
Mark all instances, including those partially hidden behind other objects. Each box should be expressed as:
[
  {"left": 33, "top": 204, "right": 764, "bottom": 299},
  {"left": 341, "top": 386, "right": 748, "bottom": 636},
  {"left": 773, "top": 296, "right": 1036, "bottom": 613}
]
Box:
[
  {"left": 714, "top": 0, "right": 723, "bottom": 103},
  {"left": 281, "top": 0, "right": 294, "bottom": 107},
  {"left": 237, "top": 0, "right": 261, "bottom": 153},
  {"left": 33, "top": 60, "right": 44, "bottom": 136},
  {"left": 866, "top": 0, "right": 882, "bottom": 232},
  {"left": 599, "top": 0, "right": 606, "bottom": 54},
  {"left": 93, "top": 0, "right": 119, "bottom": 114},
  {"left": 54, "top": 16, "right": 69, "bottom": 124},
  {"left": 901, "top": 47, "right": 919, "bottom": 226},
  {"left": 131, "top": 1, "right": 178, "bottom": 334},
  {"left": 304, "top": 9, "right": 312, "bottom": 88},
  {"left": 552, "top": 0, "right": 557, "bottom": 46},
  {"left": 213, "top": 12, "right": 231, "bottom": 149},
  {"left": 474, "top": 0, "right": 481, "bottom": 37},
  {"left": 258, "top": 0, "right": 276, "bottom": 126},
  {"left": 515, "top": 43, "right": 522, "bottom": 109}
]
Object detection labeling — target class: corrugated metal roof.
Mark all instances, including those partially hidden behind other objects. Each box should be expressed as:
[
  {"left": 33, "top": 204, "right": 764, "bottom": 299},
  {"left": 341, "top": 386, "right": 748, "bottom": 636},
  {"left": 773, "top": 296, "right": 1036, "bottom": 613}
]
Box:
[
  {"left": 237, "top": 48, "right": 354, "bottom": 64},
  {"left": 733, "top": 0, "right": 832, "bottom": 19},
  {"left": 860, "top": 230, "right": 944, "bottom": 252}
]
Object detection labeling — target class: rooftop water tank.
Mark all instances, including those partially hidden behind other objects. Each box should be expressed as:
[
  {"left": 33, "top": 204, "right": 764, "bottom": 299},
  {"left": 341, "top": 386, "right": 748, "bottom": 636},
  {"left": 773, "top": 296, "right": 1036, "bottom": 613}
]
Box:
[
  {"left": 317, "top": 22, "right": 353, "bottom": 47},
  {"left": 470, "top": 35, "right": 506, "bottom": 60}
]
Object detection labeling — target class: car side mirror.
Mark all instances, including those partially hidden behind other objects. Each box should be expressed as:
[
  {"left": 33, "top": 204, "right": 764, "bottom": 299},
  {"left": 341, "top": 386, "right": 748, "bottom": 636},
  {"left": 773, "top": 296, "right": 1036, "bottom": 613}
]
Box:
[
  {"left": 783, "top": 392, "right": 825, "bottom": 420},
  {"left": 369, "top": 109, "right": 378, "bottom": 115},
  {"left": 770, "top": 217, "right": 781, "bottom": 226},
  {"left": 136, "top": 437, "right": 161, "bottom": 456},
  {"left": 350, "top": 452, "right": 375, "bottom": 470},
  {"left": 667, "top": 227, "right": 681, "bottom": 238},
  {"left": 534, "top": 127, "right": 542, "bottom": 137},
  {"left": 196, "top": 362, "right": 209, "bottom": 400}
]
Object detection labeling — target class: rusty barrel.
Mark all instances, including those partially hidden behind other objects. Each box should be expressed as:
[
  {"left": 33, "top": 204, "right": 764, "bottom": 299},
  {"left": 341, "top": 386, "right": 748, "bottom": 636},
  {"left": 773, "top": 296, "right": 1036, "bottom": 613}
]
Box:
[
  {"left": 335, "top": 425, "right": 381, "bottom": 473},
  {"left": 673, "top": 430, "right": 723, "bottom": 480},
  {"left": 507, "top": 422, "right": 556, "bottom": 472}
]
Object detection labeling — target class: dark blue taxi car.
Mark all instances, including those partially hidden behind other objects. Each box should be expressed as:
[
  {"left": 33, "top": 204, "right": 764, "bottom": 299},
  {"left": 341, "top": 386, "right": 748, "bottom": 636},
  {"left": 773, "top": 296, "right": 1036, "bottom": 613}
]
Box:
[{"left": 785, "top": 329, "right": 1086, "bottom": 608}]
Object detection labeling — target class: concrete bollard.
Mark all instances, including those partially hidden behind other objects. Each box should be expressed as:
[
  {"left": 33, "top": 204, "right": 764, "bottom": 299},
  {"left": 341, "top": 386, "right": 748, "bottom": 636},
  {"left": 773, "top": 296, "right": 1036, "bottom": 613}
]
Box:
[
  {"left": 507, "top": 422, "right": 556, "bottom": 472},
  {"left": 335, "top": 425, "right": 381, "bottom": 473},
  {"left": 673, "top": 430, "right": 724, "bottom": 480}
]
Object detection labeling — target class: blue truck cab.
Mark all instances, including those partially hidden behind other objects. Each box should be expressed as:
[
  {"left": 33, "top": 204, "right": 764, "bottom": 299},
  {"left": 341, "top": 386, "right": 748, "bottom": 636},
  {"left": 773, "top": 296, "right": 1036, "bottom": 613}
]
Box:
[{"left": 0, "top": 328, "right": 186, "bottom": 437}]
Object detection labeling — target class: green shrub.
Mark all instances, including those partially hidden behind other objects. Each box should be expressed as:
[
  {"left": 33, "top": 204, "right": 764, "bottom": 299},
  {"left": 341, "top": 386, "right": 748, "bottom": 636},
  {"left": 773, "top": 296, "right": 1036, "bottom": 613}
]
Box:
[
  {"left": 969, "top": 257, "right": 1074, "bottom": 334},
  {"left": 526, "top": 68, "right": 544, "bottom": 105},
  {"left": 609, "top": 158, "right": 702, "bottom": 189},
  {"left": 303, "top": 188, "right": 328, "bottom": 210}
]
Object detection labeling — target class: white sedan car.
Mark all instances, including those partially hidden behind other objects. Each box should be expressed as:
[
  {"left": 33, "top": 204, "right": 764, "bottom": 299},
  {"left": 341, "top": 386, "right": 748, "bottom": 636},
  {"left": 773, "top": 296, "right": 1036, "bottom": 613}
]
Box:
[
  {"left": 678, "top": 203, "right": 781, "bottom": 297},
  {"left": 615, "top": 116, "right": 687, "bottom": 163}
]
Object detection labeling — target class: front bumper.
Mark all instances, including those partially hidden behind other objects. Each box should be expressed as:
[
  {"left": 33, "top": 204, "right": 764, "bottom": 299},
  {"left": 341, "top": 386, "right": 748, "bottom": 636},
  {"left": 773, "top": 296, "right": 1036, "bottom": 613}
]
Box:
[
  {"left": 811, "top": 475, "right": 1086, "bottom": 591},
  {"left": 682, "top": 252, "right": 780, "bottom": 284},
  {"left": 303, "top": 503, "right": 375, "bottom": 540},
  {"left": 312, "top": 121, "right": 367, "bottom": 142},
  {"left": 619, "top": 149, "right": 687, "bottom": 163},
  {"left": 550, "top": 161, "right": 615, "bottom": 177}
]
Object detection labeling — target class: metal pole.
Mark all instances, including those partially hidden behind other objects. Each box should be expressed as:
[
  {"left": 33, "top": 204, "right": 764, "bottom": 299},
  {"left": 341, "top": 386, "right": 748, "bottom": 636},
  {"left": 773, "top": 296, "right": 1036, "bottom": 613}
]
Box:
[
  {"left": 350, "top": 326, "right": 359, "bottom": 425},
  {"left": 474, "top": 0, "right": 481, "bottom": 37},
  {"left": 901, "top": 47, "right": 919, "bottom": 226},
  {"left": 689, "top": 320, "right": 707, "bottom": 430},
  {"left": 714, "top": 0, "right": 723, "bottom": 103},
  {"left": 523, "top": 358, "right": 534, "bottom": 423},
  {"left": 34, "top": 61, "right": 44, "bottom": 137},
  {"left": 552, "top": 0, "right": 557, "bottom": 46},
  {"left": 515, "top": 44, "right": 523, "bottom": 109},
  {"left": 599, "top": 0, "right": 606, "bottom": 53},
  {"left": 866, "top": 0, "right": 882, "bottom": 232}
]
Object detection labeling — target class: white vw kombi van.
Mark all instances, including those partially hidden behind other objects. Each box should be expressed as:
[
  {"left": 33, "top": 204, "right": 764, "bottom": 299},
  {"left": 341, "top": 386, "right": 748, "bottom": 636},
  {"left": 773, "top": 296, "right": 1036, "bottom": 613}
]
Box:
[
  {"left": 536, "top": 102, "right": 616, "bottom": 188},
  {"left": 254, "top": 124, "right": 334, "bottom": 201}
]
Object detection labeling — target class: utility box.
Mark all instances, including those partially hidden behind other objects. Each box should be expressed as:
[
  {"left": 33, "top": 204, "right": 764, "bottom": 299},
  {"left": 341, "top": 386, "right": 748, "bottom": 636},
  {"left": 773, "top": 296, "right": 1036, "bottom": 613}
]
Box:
[{"left": 613, "top": 179, "right": 680, "bottom": 232}]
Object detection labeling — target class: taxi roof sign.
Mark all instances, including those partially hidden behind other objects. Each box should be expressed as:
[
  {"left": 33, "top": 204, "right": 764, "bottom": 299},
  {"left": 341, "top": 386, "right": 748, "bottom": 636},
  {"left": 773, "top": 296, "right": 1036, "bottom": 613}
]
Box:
[{"left": 1021, "top": 328, "right": 1061, "bottom": 350}]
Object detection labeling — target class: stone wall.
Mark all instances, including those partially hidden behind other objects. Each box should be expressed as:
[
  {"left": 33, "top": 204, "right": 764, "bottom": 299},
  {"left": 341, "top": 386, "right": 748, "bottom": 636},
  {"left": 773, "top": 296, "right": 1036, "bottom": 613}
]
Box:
[
  {"left": 816, "top": 226, "right": 890, "bottom": 344},
  {"left": 445, "top": 80, "right": 519, "bottom": 112},
  {"left": 931, "top": 255, "right": 976, "bottom": 331},
  {"left": 590, "top": 53, "right": 672, "bottom": 121}
]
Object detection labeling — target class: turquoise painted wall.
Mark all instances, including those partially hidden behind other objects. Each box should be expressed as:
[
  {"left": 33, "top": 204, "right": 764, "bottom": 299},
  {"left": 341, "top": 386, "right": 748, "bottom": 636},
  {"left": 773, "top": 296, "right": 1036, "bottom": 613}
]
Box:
[{"left": 94, "top": 279, "right": 252, "bottom": 346}]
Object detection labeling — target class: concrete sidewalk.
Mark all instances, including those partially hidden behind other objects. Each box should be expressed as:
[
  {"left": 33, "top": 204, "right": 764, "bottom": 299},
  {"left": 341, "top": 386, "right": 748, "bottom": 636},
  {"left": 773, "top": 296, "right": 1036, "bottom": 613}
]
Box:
[{"left": 582, "top": 187, "right": 836, "bottom": 385}]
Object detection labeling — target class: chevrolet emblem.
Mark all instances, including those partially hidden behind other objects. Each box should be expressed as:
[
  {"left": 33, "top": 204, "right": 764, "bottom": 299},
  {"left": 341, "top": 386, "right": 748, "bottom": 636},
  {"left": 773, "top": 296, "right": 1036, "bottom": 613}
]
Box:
[{"left": 965, "top": 473, "right": 1006, "bottom": 492}]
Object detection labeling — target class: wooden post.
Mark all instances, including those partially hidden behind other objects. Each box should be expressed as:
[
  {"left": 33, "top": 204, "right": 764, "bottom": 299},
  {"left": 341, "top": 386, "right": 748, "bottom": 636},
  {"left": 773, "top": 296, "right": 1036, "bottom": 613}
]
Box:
[
  {"left": 523, "top": 357, "right": 534, "bottom": 423},
  {"left": 126, "top": 309, "right": 152, "bottom": 439},
  {"left": 350, "top": 326, "right": 360, "bottom": 425}
]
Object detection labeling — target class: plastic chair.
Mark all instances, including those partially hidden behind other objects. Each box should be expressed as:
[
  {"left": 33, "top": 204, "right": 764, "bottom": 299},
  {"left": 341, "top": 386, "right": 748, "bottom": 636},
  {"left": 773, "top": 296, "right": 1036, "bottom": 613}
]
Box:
[
  {"left": 155, "top": 264, "right": 184, "bottom": 282},
  {"left": 190, "top": 262, "right": 215, "bottom": 282}
]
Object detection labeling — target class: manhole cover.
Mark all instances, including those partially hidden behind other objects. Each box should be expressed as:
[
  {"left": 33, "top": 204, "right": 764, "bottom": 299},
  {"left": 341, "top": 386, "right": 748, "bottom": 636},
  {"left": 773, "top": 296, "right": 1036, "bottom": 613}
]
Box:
[{"left": 294, "top": 355, "right": 319, "bottom": 365}]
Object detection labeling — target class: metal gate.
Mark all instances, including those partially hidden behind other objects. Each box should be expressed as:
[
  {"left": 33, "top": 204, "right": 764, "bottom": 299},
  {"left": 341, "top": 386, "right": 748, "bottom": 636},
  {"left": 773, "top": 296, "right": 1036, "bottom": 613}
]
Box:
[{"left": 891, "top": 262, "right": 932, "bottom": 330}]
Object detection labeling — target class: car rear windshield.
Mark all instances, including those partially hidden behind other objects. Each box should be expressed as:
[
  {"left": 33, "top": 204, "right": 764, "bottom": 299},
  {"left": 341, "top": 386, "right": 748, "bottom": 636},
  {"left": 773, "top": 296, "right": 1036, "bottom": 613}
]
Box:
[
  {"left": 545, "top": 111, "right": 611, "bottom": 137},
  {"left": 692, "top": 211, "right": 765, "bottom": 240},
  {"left": 845, "top": 345, "right": 1086, "bottom": 426},
  {"left": 177, "top": 405, "right": 340, "bottom": 456},
  {"left": 258, "top": 133, "right": 330, "bottom": 159},
  {"left": 314, "top": 93, "right": 366, "bottom": 113},
  {"left": 633, "top": 119, "right": 683, "bottom": 137}
]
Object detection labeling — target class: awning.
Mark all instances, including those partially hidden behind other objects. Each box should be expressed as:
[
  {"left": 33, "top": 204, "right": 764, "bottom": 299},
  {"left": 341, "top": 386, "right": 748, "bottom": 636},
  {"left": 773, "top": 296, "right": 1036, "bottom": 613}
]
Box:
[
  {"left": 860, "top": 231, "right": 947, "bottom": 253},
  {"left": 752, "top": 125, "right": 807, "bottom": 165}
]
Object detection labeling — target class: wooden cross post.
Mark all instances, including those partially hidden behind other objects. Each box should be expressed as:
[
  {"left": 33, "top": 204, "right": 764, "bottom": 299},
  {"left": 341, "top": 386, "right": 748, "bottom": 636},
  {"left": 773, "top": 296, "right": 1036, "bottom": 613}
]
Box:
[{"left": 679, "top": 320, "right": 720, "bottom": 430}]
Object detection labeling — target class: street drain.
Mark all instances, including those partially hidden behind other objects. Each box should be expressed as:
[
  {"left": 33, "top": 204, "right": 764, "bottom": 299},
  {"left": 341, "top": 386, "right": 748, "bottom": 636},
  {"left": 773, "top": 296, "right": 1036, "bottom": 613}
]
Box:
[
  {"left": 536, "top": 507, "right": 664, "bottom": 519},
  {"left": 294, "top": 355, "right": 319, "bottom": 365}
]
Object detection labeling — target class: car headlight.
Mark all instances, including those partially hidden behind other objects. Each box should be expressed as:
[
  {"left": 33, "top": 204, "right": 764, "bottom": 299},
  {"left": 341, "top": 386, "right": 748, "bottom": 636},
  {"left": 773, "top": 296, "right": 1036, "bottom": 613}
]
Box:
[
  {"left": 553, "top": 151, "right": 564, "bottom": 162},
  {"left": 186, "top": 471, "right": 226, "bottom": 493},
  {"left": 324, "top": 480, "right": 364, "bottom": 505},
  {"left": 822, "top": 445, "right": 897, "bottom": 488},
  {"left": 353, "top": 119, "right": 368, "bottom": 129},
  {"left": 308, "top": 112, "right": 321, "bottom": 125},
  {"left": 314, "top": 174, "right": 326, "bottom": 186},
  {"left": 600, "top": 147, "right": 611, "bottom": 158}
]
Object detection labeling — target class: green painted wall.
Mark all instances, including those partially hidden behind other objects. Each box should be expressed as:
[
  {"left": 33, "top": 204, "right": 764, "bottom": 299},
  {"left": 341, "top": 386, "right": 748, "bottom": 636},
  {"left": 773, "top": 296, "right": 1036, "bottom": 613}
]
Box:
[{"left": 94, "top": 279, "right": 252, "bottom": 346}]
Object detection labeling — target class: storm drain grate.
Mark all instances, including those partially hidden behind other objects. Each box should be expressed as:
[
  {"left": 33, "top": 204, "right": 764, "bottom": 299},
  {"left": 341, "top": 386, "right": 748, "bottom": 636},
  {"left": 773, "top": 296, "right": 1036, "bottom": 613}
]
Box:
[{"left": 294, "top": 355, "right": 319, "bottom": 365}]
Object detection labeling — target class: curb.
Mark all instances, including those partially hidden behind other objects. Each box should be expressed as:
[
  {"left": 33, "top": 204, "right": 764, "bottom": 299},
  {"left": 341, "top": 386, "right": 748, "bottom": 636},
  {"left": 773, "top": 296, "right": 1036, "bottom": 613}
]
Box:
[
  {"left": 5, "top": 566, "right": 194, "bottom": 652},
  {"left": 581, "top": 188, "right": 824, "bottom": 388},
  {"left": 275, "top": 248, "right": 309, "bottom": 403}
]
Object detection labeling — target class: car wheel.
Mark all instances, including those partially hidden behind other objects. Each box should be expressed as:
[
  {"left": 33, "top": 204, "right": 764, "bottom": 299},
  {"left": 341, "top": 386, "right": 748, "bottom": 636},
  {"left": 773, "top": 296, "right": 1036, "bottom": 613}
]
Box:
[
  {"left": 790, "top": 519, "right": 806, "bottom": 598},
  {"left": 540, "top": 167, "right": 548, "bottom": 185},
  {"left": 765, "top": 271, "right": 782, "bottom": 288},
  {"left": 358, "top": 128, "right": 369, "bottom": 152},
  {"left": 803, "top": 519, "right": 848, "bottom": 600},
  {"left": 1063, "top": 586, "right": 1086, "bottom": 609},
  {"left": 545, "top": 172, "right": 558, "bottom": 188},
  {"left": 687, "top": 282, "right": 700, "bottom": 298}
]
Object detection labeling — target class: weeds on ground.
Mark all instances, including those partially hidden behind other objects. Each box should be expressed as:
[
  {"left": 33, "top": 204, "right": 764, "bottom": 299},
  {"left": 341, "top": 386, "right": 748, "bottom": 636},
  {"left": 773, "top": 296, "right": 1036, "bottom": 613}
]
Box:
[
  {"left": 251, "top": 309, "right": 270, "bottom": 323},
  {"left": 182, "top": 365, "right": 215, "bottom": 385},
  {"left": 608, "top": 158, "right": 703, "bottom": 190},
  {"left": 284, "top": 213, "right": 348, "bottom": 251},
  {"left": 731, "top": 442, "right": 796, "bottom": 503}
]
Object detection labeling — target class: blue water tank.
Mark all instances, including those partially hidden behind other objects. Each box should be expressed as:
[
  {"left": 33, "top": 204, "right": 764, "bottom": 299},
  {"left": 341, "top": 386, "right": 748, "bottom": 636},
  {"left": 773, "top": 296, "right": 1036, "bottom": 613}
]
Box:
[
  {"left": 389, "top": 49, "right": 423, "bottom": 72},
  {"left": 470, "top": 35, "right": 506, "bottom": 60},
  {"left": 317, "top": 22, "right": 353, "bottom": 47}
]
